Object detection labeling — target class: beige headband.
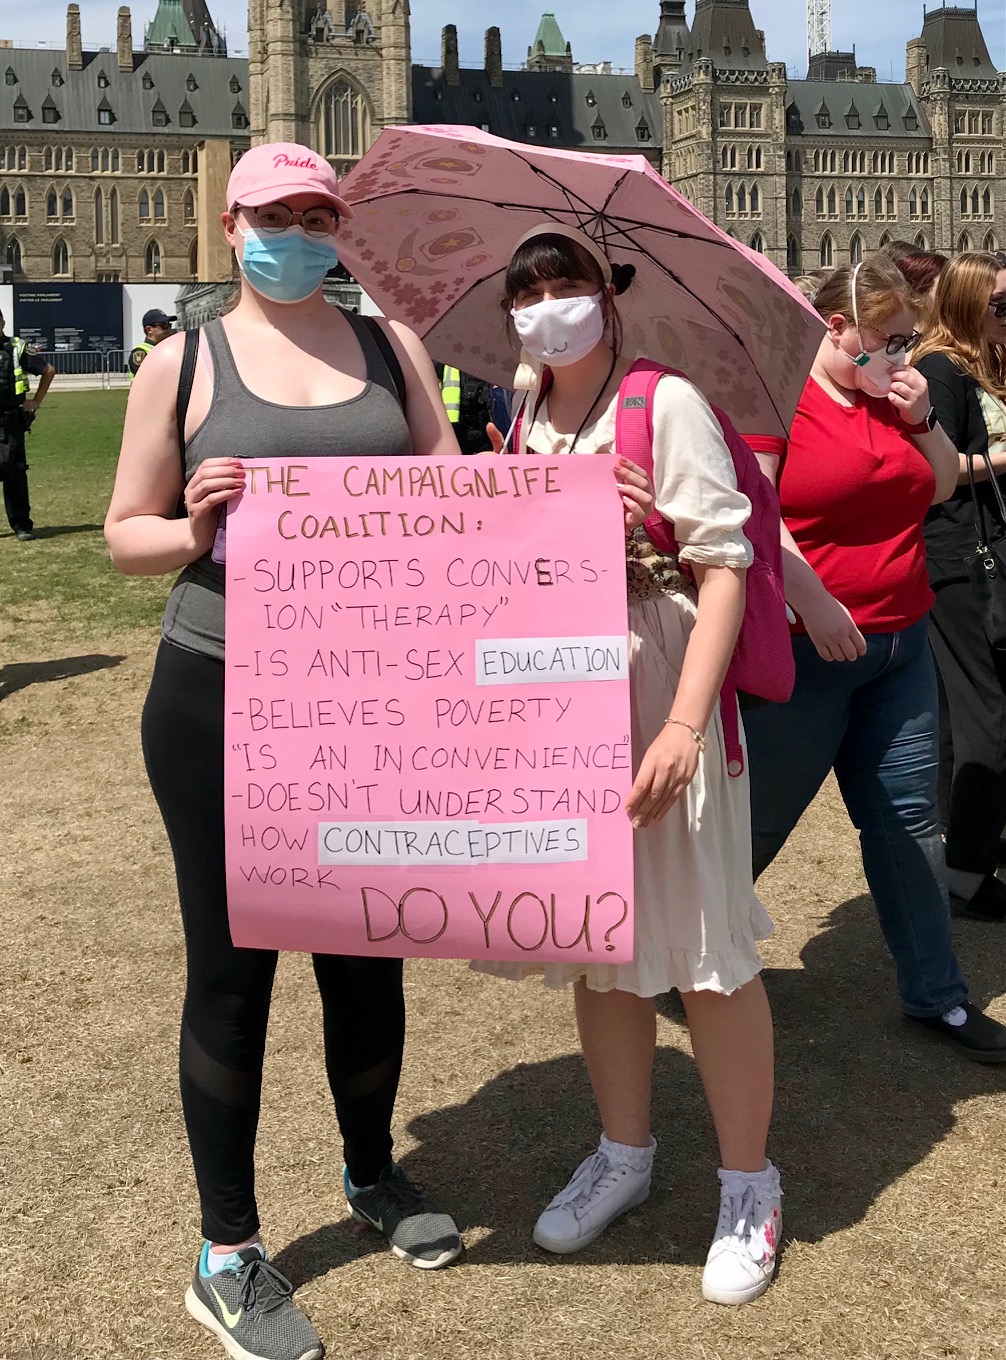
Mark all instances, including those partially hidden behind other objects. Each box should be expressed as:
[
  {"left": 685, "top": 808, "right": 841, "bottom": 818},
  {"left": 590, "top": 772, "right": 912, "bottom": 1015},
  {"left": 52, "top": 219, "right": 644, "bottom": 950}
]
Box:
[{"left": 511, "top": 223, "right": 613, "bottom": 285}]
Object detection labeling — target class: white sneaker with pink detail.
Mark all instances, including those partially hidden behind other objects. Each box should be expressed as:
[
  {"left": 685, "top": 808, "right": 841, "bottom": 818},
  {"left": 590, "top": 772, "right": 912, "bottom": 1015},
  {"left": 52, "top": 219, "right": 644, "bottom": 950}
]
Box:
[{"left": 701, "top": 1162, "right": 783, "bottom": 1305}]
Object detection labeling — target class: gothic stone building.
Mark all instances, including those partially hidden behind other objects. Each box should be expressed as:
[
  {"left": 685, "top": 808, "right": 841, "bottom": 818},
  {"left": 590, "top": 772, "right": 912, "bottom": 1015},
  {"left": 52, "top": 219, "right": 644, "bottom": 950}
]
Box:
[
  {"left": 0, "top": 0, "right": 249, "bottom": 285},
  {"left": 2, "top": 0, "right": 1004, "bottom": 284}
]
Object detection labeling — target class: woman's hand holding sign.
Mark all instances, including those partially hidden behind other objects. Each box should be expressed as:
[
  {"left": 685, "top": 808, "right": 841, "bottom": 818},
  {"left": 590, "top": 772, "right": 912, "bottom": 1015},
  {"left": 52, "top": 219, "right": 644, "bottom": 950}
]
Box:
[{"left": 184, "top": 457, "right": 245, "bottom": 554}]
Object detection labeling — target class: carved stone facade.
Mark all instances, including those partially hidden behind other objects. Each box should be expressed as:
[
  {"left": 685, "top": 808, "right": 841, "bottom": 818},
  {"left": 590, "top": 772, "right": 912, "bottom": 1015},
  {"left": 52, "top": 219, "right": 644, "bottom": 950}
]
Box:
[
  {"left": 662, "top": 1, "right": 1005, "bottom": 275},
  {"left": 0, "top": 3, "right": 249, "bottom": 284}
]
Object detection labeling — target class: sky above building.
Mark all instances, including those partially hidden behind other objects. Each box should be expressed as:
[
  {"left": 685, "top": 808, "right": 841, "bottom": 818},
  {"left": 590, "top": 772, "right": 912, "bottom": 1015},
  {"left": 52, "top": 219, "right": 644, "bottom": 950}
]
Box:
[{"left": 2, "top": 0, "right": 1004, "bottom": 81}]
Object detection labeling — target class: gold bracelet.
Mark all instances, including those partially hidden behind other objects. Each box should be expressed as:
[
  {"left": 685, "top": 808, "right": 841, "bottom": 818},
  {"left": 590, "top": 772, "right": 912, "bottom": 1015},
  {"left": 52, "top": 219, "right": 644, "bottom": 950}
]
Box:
[{"left": 664, "top": 717, "right": 707, "bottom": 753}]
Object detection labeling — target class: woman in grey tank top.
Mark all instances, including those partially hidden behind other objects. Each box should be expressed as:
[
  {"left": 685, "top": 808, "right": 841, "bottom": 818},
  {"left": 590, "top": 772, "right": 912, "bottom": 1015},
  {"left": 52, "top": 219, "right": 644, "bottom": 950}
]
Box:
[{"left": 105, "top": 142, "right": 464, "bottom": 1360}]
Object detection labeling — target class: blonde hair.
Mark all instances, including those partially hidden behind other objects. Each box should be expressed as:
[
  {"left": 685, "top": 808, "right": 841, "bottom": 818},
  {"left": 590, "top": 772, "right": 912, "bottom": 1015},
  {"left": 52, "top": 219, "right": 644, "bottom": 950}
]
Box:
[
  {"left": 792, "top": 269, "right": 832, "bottom": 302},
  {"left": 813, "top": 253, "right": 920, "bottom": 331},
  {"left": 913, "top": 252, "right": 1006, "bottom": 402}
]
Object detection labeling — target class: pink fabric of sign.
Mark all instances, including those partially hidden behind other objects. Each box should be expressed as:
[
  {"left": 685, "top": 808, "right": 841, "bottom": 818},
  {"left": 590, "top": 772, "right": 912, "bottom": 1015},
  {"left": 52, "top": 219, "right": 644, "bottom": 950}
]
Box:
[{"left": 224, "top": 455, "right": 634, "bottom": 963}]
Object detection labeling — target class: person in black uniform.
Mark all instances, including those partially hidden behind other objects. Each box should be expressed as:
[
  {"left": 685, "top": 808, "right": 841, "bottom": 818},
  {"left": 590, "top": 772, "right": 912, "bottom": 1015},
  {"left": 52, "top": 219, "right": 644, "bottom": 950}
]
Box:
[
  {"left": 0, "top": 312, "right": 54, "bottom": 541},
  {"left": 128, "top": 308, "right": 176, "bottom": 380}
]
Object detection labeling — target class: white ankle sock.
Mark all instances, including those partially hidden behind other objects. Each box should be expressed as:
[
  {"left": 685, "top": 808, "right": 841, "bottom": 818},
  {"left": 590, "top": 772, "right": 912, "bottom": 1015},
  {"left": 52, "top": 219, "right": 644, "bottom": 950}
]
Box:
[
  {"left": 205, "top": 1241, "right": 265, "bottom": 1275},
  {"left": 599, "top": 1133, "right": 656, "bottom": 1173},
  {"left": 941, "top": 1006, "right": 968, "bottom": 1027}
]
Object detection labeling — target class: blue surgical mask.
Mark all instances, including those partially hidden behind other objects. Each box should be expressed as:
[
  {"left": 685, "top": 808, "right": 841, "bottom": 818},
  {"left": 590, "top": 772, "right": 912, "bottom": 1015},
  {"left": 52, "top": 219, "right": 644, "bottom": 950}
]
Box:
[{"left": 237, "top": 225, "right": 339, "bottom": 304}]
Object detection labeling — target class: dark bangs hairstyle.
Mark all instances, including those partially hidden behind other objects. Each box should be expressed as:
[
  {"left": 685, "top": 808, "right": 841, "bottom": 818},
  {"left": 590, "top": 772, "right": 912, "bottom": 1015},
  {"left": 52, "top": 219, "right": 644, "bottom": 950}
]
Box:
[{"left": 502, "top": 233, "right": 636, "bottom": 354}]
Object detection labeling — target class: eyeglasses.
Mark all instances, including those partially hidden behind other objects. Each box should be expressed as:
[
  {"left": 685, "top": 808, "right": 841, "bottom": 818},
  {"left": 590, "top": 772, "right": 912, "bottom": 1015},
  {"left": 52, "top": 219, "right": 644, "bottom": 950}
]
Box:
[
  {"left": 236, "top": 202, "right": 339, "bottom": 237},
  {"left": 878, "top": 330, "right": 921, "bottom": 356}
]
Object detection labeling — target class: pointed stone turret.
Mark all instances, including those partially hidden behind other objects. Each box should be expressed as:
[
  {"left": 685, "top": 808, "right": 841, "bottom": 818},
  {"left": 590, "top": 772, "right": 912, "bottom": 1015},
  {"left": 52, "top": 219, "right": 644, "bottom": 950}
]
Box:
[
  {"left": 527, "top": 12, "right": 573, "bottom": 73},
  {"left": 654, "top": 0, "right": 690, "bottom": 73},
  {"left": 918, "top": 3, "right": 997, "bottom": 80},
  {"left": 685, "top": 0, "right": 766, "bottom": 71}
]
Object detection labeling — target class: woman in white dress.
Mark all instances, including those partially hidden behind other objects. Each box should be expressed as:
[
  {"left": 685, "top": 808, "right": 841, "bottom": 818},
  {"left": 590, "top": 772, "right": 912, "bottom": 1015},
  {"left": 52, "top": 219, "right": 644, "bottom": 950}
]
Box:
[{"left": 478, "top": 225, "right": 782, "bottom": 1305}]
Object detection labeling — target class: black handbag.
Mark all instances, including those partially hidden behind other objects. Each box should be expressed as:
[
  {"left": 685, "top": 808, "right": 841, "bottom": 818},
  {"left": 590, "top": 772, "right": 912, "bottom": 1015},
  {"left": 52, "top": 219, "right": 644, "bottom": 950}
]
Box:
[{"left": 964, "top": 446, "right": 1006, "bottom": 649}]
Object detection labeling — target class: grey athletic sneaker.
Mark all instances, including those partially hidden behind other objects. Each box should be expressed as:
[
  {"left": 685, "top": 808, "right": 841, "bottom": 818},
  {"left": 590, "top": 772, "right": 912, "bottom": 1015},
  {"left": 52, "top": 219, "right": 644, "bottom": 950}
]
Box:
[
  {"left": 185, "top": 1245, "right": 323, "bottom": 1360},
  {"left": 344, "top": 1164, "right": 462, "bottom": 1269}
]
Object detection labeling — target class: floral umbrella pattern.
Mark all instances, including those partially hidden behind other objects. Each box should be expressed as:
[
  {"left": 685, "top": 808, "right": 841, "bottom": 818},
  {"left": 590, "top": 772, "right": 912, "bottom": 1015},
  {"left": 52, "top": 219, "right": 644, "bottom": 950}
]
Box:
[{"left": 339, "top": 125, "right": 824, "bottom": 436}]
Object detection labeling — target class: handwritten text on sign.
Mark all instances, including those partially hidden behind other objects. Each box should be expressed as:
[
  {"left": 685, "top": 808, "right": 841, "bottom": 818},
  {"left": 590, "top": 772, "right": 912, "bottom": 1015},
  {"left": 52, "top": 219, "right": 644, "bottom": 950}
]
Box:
[{"left": 223, "top": 456, "right": 634, "bottom": 962}]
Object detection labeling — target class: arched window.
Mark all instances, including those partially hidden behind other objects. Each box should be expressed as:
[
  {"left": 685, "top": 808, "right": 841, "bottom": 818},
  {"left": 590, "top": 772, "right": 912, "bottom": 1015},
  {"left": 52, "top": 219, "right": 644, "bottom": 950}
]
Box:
[
  {"left": 145, "top": 238, "right": 161, "bottom": 275},
  {"left": 183, "top": 188, "right": 195, "bottom": 222},
  {"left": 136, "top": 150, "right": 144, "bottom": 173},
  {"left": 181, "top": 150, "right": 191, "bottom": 174},
  {"left": 189, "top": 236, "right": 198, "bottom": 277},
  {"left": 52, "top": 237, "right": 69, "bottom": 276},
  {"left": 139, "top": 189, "right": 150, "bottom": 221},
  {"left": 750, "top": 184, "right": 760, "bottom": 214},
  {"left": 876, "top": 187, "right": 884, "bottom": 217},
  {"left": 983, "top": 188, "right": 992, "bottom": 216},
  {"left": 109, "top": 188, "right": 119, "bottom": 244},
  {"left": 44, "top": 146, "right": 52, "bottom": 171},
  {"left": 958, "top": 231, "right": 972, "bottom": 253},
  {"left": 791, "top": 188, "right": 802, "bottom": 216},
  {"left": 879, "top": 231, "right": 893, "bottom": 248},
  {"left": 46, "top": 187, "right": 58, "bottom": 220},
  {"left": 850, "top": 232, "right": 864, "bottom": 265},
  {"left": 972, "top": 187, "right": 980, "bottom": 216},
  {"left": 153, "top": 188, "right": 165, "bottom": 219},
  {"left": 827, "top": 186, "right": 836, "bottom": 215},
  {"left": 94, "top": 188, "right": 103, "bottom": 244},
  {"left": 921, "top": 188, "right": 930, "bottom": 217},
  {"left": 820, "top": 232, "right": 834, "bottom": 268},
  {"left": 6, "top": 235, "right": 21, "bottom": 274},
  {"left": 14, "top": 186, "right": 25, "bottom": 217},
  {"left": 845, "top": 187, "right": 853, "bottom": 217},
  {"left": 0, "top": 186, "right": 8, "bottom": 217},
  {"left": 815, "top": 186, "right": 824, "bottom": 216},
  {"left": 750, "top": 231, "right": 765, "bottom": 254},
  {"left": 17, "top": 146, "right": 25, "bottom": 170},
  {"left": 101, "top": 148, "right": 109, "bottom": 173},
  {"left": 62, "top": 186, "right": 73, "bottom": 219},
  {"left": 961, "top": 187, "right": 969, "bottom": 215},
  {"left": 65, "top": 147, "right": 73, "bottom": 170},
  {"left": 112, "top": 149, "right": 119, "bottom": 172},
  {"left": 725, "top": 184, "right": 734, "bottom": 214},
  {"left": 787, "top": 233, "right": 801, "bottom": 273},
  {"left": 316, "top": 78, "right": 372, "bottom": 165},
  {"left": 146, "top": 150, "right": 155, "bottom": 173},
  {"left": 90, "top": 147, "right": 99, "bottom": 172},
  {"left": 857, "top": 187, "right": 866, "bottom": 216},
  {"left": 54, "top": 147, "right": 62, "bottom": 171},
  {"left": 737, "top": 184, "right": 747, "bottom": 213},
  {"left": 910, "top": 188, "right": 918, "bottom": 217},
  {"left": 914, "top": 231, "right": 928, "bottom": 249},
  {"left": 985, "top": 231, "right": 1000, "bottom": 253},
  {"left": 156, "top": 150, "right": 165, "bottom": 173}
]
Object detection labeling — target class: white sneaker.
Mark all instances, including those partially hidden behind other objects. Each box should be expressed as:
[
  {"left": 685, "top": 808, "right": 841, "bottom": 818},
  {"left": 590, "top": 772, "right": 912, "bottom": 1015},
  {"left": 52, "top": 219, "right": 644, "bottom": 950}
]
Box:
[
  {"left": 701, "top": 1163, "right": 782, "bottom": 1305},
  {"left": 533, "top": 1145, "right": 652, "bottom": 1254}
]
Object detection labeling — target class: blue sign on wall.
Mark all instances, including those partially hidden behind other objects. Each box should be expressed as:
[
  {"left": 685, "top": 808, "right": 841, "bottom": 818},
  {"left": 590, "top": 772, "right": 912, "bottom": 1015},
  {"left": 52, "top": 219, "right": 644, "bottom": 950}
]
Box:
[{"left": 14, "top": 282, "right": 123, "bottom": 368}]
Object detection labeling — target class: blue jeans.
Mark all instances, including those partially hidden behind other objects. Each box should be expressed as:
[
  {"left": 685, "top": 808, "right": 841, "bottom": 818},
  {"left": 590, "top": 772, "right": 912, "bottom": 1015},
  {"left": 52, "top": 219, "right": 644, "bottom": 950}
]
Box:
[{"left": 745, "top": 617, "right": 968, "bottom": 1018}]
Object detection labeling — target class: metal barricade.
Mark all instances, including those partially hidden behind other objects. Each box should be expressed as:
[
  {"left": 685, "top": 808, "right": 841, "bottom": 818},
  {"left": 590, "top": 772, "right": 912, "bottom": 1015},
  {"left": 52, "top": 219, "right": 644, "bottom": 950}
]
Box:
[
  {"left": 103, "top": 349, "right": 130, "bottom": 389},
  {"left": 31, "top": 348, "right": 107, "bottom": 377}
]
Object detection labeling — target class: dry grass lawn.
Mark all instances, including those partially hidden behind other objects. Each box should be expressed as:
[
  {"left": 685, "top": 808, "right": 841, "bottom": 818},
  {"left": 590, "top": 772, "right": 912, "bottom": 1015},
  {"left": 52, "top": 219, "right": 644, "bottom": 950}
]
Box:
[{"left": 2, "top": 394, "right": 1005, "bottom": 1360}]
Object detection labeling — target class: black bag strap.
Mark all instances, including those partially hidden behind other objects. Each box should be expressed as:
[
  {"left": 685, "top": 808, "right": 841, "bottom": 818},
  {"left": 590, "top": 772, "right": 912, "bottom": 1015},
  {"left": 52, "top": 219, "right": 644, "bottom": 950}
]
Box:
[
  {"left": 176, "top": 327, "right": 200, "bottom": 463},
  {"left": 360, "top": 315, "right": 407, "bottom": 410},
  {"left": 965, "top": 445, "right": 1006, "bottom": 549}
]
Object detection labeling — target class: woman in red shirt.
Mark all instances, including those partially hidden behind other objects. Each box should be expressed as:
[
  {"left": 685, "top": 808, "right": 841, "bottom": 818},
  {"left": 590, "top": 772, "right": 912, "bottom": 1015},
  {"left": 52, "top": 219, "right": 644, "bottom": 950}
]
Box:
[{"left": 745, "top": 253, "right": 1006, "bottom": 1062}]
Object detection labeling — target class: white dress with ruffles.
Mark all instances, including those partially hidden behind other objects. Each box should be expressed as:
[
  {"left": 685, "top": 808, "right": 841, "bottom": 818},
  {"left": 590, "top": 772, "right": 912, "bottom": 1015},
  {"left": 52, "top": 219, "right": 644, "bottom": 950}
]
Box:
[{"left": 474, "top": 371, "right": 775, "bottom": 998}]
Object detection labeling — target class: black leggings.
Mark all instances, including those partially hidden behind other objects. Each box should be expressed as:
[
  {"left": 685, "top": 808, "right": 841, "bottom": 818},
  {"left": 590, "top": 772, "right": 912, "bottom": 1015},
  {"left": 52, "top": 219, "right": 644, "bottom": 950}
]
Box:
[{"left": 142, "top": 640, "right": 405, "bottom": 1243}]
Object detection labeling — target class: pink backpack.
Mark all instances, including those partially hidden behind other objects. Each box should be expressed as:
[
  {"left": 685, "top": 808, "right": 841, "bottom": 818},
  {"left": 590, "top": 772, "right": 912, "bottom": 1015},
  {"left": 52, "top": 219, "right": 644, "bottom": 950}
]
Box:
[{"left": 514, "top": 358, "right": 794, "bottom": 776}]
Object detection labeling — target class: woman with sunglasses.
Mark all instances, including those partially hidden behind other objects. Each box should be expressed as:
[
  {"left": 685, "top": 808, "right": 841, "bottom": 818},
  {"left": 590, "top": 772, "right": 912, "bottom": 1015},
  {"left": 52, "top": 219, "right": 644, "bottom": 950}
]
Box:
[
  {"left": 105, "top": 144, "right": 465, "bottom": 1360},
  {"left": 913, "top": 251, "right": 1006, "bottom": 923},
  {"left": 743, "top": 254, "right": 1006, "bottom": 1062}
]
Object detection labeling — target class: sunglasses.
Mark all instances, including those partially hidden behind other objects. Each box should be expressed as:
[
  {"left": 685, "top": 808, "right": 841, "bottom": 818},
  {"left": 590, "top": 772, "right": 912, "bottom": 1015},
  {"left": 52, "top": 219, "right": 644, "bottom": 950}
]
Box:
[
  {"left": 989, "top": 299, "right": 1006, "bottom": 320},
  {"left": 877, "top": 331, "right": 922, "bottom": 356}
]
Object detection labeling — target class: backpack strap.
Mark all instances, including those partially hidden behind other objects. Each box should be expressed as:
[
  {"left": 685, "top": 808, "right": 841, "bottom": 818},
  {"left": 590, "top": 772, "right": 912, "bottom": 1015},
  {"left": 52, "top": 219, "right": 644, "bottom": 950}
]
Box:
[
  {"left": 361, "top": 315, "right": 407, "bottom": 410},
  {"left": 614, "top": 359, "right": 682, "bottom": 556},
  {"left": 175, "top": 327, "right": 200, "bottom": 461}
]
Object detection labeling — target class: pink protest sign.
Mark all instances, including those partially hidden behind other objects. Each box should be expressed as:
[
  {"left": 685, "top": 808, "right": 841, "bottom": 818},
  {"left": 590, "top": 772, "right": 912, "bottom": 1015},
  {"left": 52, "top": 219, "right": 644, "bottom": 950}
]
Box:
[{"left": 223, "top": 455, "right": 634, "bottom": 963}]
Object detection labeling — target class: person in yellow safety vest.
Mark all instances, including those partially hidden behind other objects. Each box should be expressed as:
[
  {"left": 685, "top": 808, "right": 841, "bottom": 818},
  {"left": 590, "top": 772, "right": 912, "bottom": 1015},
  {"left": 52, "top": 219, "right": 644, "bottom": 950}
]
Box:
[
  {"left": 0, "top": 310, "right": 54, "bottom": 541},
  {"left": 440, "top": 364, "right": 461, "bottom": 424},
  {"left": 128, "top": 308, "right": 177, "bottom": 381}
]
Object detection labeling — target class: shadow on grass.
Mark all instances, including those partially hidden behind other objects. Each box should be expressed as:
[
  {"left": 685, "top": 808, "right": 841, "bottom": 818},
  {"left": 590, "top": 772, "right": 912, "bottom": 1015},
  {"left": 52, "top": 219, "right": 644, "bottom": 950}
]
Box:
[
  {"left": 276, "top": 892, "right": 1006, "bottom": 1287},
  {"left": 0, "top": 653, "right": 124, "bottom": 700},
  {"left": 0, "top": 524, "right": 104, "bottom": 540}
]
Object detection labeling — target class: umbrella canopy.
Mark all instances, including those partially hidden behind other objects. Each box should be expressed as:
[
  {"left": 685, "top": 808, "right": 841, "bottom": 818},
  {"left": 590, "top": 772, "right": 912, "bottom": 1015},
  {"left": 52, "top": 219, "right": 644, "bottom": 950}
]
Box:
[{"left": 339, "top": 124, "right": 824, "bottom": 437}]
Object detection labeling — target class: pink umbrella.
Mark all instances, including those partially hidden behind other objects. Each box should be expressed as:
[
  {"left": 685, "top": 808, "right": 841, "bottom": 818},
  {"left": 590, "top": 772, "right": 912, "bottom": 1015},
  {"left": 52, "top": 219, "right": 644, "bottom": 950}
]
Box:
[{"left": 339, "top": 124, "right": 823, "bottom": 437}]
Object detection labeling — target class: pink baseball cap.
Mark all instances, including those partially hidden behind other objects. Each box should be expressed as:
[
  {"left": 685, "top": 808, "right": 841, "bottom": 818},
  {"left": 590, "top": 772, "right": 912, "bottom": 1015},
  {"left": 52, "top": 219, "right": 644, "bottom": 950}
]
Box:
[{"left": 226, "top": 141, "right": 353, "bottom": 220}]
